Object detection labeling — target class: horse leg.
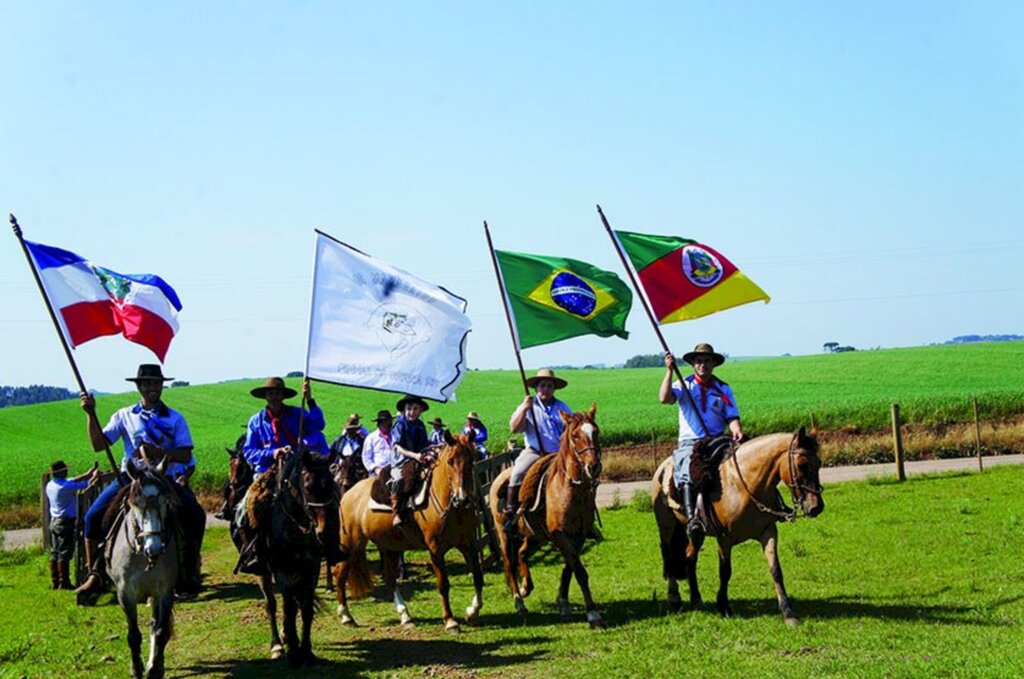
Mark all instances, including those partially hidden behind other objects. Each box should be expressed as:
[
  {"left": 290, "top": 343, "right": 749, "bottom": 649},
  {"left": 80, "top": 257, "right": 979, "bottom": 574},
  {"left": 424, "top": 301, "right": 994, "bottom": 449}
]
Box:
[
  {"left": 758, "top": 524, "right": 800, "bottom": 626},
  {"left": 716, "top": 541, "right": 734, "bottom": 617},
  {"left": 513, "top": 537, "right": 532, "bottom": 617},
  {"left": 384, "top": 549, "right": 413, "bottom": 626},
  {"left": 120, "top": 593, "right": 145, "bottom": 679},
  {"left": 259, "top": 575, "right": 284, "bottom": 660},
  {"left": 458, "top": 544, "right": 484, "bottom": 623},
  {"left": 283, "top": 590, "right": 302, "bottom": 668},
  {"left": 551, "top": 532, "right": 603, "bottom": 629},
  {"left": 334, "top": 559, "right": 355, "bottom": 625},
  {"left": 557, "top": 564, "right": 573, "bottom": 619},
  {"left": 428, "top": 548, "right": 459, "bottom": 633},
  {"left": 145, "top": 590, "right": 174, "bottom": 679},
  {"left": 300, "top": 575, "right": 317, "bottom": 666},
  {"left": 685, "top": 532, "right": 704, "bottom": 610}
]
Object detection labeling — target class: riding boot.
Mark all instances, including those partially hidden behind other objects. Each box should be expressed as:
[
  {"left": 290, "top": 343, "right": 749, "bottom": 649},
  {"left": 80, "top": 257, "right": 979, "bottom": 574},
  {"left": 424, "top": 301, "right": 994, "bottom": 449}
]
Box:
[
  {"left": 58, "top": 559, "right": 74, "bottom": 590},
  {"left": 74, "top": 538, "right": 105, "bottom": 605},
  {"left": 683, "top": 483, "right": 704, "bottom": 537},
  {"left": 503, "top": 485, "right": 521, "bottom": 535},
  {"left": 49, "top": 560, "right": 60, "bottom": 590},
  {"left": 390, "top": 493, "right": 404, "bottom": 527},
  {"left": 235, "top": 526, "right": 264, "bottom": 575}
]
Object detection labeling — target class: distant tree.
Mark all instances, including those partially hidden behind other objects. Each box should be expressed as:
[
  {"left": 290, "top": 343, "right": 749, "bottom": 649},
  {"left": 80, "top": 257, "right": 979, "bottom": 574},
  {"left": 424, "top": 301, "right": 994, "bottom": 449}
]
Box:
[
  {"left": 834, "top": 345, "right": 856, "bottom": 353},
  {"left": 624, "top": 353, "right": 664, "bottom": 369},
  {"left": 286, "top": 371, "right": 304, "bottom": 378},
  {"left": 170, "top": 380, "right": 190, "bottom": 388},
  {"left": 823, "top": 342, "right": 839, "bottom": 353},
  {"left": 0, "top": 384, "right": 76, "bottom": 408}
]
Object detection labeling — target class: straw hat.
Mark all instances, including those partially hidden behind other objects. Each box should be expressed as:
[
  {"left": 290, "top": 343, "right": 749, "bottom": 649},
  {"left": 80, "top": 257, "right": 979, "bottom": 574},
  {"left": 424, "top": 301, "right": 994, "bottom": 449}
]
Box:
[
  {"left": 524, "top": 368, "right": 567, "bottom": 390},
  {"left": 466, "top": 411, "right": 482, "bottom": 422}
]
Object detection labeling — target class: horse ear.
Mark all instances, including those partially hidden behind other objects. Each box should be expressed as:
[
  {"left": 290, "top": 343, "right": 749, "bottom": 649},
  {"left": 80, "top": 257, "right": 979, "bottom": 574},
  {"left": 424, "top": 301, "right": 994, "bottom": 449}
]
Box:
[
  {"left": 444, "top": 429, "right": 456, "bottom": 447},
  {"left": 588, "top": 402, "right": 597, "bottom": 418},
  {"left": 796, "top": 425, "right": 812, "bottom": 447},
  {"left": 329, "top": 463, "right": 340, "bottom": 475},
  {"left": 560, "top": 409, "right": 573, "bottom": 424}
]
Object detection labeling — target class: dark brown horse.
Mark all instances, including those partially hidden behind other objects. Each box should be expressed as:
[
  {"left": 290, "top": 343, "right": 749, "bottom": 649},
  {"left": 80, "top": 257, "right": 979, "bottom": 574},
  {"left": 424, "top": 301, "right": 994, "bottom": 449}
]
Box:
[
  {"left": 489, "top": 405, "right": 604, "bottom": 628},
  {"left": 334, "top": 432, "right": 483, "bottom": 632},
  {"left": 218, "top": 436, "right": 251, "bottom": 547},
  {"left": 652, "top": 427, "right": 824, "bottom": 626}
]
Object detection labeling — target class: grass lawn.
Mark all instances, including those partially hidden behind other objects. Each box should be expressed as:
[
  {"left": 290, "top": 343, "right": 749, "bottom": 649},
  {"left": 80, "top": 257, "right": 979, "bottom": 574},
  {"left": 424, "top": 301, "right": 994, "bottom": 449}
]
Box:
[{"left": 2, "top": 465, "right": 1023, "bottom": 677}]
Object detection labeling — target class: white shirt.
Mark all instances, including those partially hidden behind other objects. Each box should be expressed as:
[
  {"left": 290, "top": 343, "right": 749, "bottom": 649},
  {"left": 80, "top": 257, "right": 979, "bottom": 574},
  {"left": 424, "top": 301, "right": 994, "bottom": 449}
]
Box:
[{"left": 362, "top": 429, "right": 394, "bottom": 475}]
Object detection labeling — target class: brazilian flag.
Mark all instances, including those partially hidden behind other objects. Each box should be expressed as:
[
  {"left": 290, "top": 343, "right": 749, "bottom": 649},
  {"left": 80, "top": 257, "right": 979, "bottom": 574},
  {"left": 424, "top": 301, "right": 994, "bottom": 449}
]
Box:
[{"left": 495, "top": 250, "right": 632, "bottom": 349}]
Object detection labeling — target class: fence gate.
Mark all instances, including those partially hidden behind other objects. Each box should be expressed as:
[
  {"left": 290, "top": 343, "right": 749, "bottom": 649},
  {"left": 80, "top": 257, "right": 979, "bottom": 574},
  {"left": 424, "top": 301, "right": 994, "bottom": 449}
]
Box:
[{"left": 472, "top": 450, "right": 516, "bottom": 564}]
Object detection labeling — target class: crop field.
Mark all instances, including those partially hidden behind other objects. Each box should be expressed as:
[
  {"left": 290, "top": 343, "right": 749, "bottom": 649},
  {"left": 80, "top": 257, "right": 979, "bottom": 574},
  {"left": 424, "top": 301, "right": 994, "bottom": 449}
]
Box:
[
  {"left": 1, "top": 342, "right": 1023, "bottom": 508},
  {"left": 1, "top": 466, "right": 1023, "bottom": 677}
]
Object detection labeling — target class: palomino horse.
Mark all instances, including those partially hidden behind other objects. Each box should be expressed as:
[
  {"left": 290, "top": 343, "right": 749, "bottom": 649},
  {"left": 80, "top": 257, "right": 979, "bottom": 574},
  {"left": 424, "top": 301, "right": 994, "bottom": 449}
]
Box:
[
  {"left": 106, "top": 460, "right": 180, "bottom": 679},
  {"left": 253, "top": 450, "right": 341, "bottom": 667},
  {"left": 334, "top": 431, "right": 483, "bottom": 632},
  {"left": 489, "top": 405, "right": 604, "bottom": 628},
  {"left": 652, "top": 427, "right": 824, "bottom": 626}
]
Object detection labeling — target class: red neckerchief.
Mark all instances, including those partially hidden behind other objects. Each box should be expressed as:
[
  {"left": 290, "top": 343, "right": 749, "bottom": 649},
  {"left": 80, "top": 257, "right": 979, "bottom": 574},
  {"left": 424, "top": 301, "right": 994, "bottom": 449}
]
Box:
[
  {"left": 266, "top": 406, "right": 297, "bottom": 446},
  {"left": 692, "top": 374, "right": 732, "bottom": 412}
]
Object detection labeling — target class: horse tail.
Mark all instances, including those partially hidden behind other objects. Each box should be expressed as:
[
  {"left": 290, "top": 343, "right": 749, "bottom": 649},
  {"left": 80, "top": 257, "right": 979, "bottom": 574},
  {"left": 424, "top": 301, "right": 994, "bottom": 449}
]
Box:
[{"left": 345, "top": 548, "right": 374, "bottom": 600}]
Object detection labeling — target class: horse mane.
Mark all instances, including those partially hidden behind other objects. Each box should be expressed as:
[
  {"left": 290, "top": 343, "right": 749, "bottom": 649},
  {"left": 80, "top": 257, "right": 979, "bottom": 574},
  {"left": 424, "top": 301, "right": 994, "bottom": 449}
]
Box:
[{"left": 437, "top": 432, "right": 476, "bottom": 465}]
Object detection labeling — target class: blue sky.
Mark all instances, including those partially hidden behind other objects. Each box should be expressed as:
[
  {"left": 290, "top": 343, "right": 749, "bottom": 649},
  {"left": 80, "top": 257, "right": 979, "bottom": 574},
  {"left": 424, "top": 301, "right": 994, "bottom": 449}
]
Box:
[{"left": 2, "top": 2, "right": 1022, "bottom": 393}]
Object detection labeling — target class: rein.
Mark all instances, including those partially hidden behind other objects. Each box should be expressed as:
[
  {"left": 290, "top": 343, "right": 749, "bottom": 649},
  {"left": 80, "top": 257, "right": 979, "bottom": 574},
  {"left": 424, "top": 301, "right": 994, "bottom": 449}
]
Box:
[{"left": 729, "top": 435, "right": 820, "bottom": 522}]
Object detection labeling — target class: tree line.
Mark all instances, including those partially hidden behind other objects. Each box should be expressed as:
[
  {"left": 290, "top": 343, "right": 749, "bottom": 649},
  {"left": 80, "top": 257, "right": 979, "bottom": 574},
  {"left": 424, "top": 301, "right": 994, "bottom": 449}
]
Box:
[{"left": 0, "top": 385, "right": 76, "bottom": 408}]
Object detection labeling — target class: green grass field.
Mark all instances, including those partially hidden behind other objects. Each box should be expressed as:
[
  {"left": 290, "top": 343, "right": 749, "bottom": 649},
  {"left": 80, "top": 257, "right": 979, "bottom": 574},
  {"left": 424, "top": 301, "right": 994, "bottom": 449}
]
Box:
[
  {"left": 1, "top": 465, "right": 1023, "bottom": 677},
  {"left": 1, "top": 342, "right": 1023, "bottom": 508}
]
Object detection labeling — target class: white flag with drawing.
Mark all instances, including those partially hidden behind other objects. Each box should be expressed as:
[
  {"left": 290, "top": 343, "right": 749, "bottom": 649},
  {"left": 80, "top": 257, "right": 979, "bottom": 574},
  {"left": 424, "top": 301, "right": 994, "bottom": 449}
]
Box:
[{"left": 305, "top": 230, "right": 472, "bottom": 402}]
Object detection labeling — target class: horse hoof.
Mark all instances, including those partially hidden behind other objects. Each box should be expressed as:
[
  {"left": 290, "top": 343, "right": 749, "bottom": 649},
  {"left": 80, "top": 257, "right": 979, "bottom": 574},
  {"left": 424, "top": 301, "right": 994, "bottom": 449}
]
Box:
[
  {"left": 587, "top": 611, "right": 604, "bottom": 629},
  {"left": 341, "top": 616, "right": 358, "bottom": 628},
  {"left": 400, "top": 613, "right": 415, "bottom": 627},
  {"left": 785, "top": 616, "right": 802, "bottom": 627},
  {"left": 445, "top": 619, "right": 461, "bottom": 634},
  {"left": 270, "top": 644, "right": 285, "bottom": 660},
  {"left": 304, "top": 652, "right": 318, "bottom": 667},
  {"left": 465, "top": 606, "right": 480, "bottom": 622}
]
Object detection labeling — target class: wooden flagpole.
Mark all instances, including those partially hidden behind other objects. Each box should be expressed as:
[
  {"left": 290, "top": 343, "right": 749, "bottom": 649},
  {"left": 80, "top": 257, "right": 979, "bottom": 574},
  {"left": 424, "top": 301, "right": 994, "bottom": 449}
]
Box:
[
  {"left": 483, "top": 221, "right": 547, "bottom": 454},
  {"left": 9, "top": 213, "right": 119, "bottom": 473},
  {"left": 596, "top": 204, "right": 711, "bottom": 436}
]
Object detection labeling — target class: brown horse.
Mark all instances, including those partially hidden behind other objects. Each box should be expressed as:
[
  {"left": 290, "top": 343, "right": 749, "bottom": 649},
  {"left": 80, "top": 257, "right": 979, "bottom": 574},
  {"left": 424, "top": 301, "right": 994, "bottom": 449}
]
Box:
[
  {"left": 652, "top": 427, "right": 824, "bottom": 626},
  {"left": 489, "top": 405, "right": 604, "bottom": 628},
  {"left": 334, "top": 431, "right": 483, "bottom": 632}
]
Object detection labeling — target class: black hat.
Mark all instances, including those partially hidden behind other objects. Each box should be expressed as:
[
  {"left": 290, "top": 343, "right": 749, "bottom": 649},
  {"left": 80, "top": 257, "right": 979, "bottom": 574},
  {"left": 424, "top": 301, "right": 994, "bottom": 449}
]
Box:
[
  {"left": 682, "top": 343, "right": 725, "bottom": 367},
  {"left": 374, "top": 409, "right": 394, "bottom": 422},
  {"left": 250, "top": 377, "right": 298, "bottom": 399},
  {"left": 126, "top": 364, "right": 173, "bottom": 382},
  {"left": 428, "top": 417, "right": 444, "bottom": 427},
  {"left": 50, "top": 460, "right": 68, "bottom": 474},
  {"left": 396, "top": 394, "right": 429, "bottom": 413}
]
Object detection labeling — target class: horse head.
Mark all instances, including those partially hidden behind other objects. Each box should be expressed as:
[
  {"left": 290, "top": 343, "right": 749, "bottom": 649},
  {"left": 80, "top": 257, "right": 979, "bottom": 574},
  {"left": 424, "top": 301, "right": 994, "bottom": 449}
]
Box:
[
  {"left": 437, "top": 429, "right": 477, "bottom": 511},
  {"left": 296, "top": 450, "right": 341, "bottom": 558},
  {"left": 782, "top": 426, "right": 825, "bottom": 518},
  {"left": 125, "top": 463, "right": 180, "bottom": 563},
  {"left": 559, "top": 404, "right": 601, "bottom": 481}
]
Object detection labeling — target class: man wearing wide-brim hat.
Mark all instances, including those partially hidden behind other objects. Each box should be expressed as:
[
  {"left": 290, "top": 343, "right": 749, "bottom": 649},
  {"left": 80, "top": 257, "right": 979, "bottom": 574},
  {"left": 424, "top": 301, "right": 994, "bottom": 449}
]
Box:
[
  {"left": 660, "top": 343, "right": 744, "bottom": 537},
  {"left": 388, "top": 394, "right": 431, "bottom": 526},
  {"left": 362, "top": 410, "right": 395, "bottom": 478},
  {"left": 329, "top": 413, "right": 368, "bottom": 465},
  {"left": 427, "top": 416, "right": 447, "bottom": 451},
  {"left": 76, "top": 364, "right": 205, "bottom": 602},
  {"left": 505, "top": 369, "right": 574, "bottom": 529},
  {"left": 235, "top": 376, "right": 325, "bottom": 573},
  {"left": 463, "top": 411, "right": 489, "bottom": 460}
]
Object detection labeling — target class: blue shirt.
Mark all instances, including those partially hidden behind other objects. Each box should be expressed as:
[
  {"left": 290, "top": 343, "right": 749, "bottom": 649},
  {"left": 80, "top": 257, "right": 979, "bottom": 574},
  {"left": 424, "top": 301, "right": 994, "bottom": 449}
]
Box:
[
  {"left": 514, "top": 397, "right": 573, "bottom": 453},
  {"left": 391, "top": 415, "right": 428, "bottom": 467},
  {"left": 102, "top": 401, "right": 193, "bottom": 474},
  {"left": 244, "top": 404, "right": 326, "bottom": 473},
  {"left": 301, "top": 431, "right": 330, "bottom": 457},
  {"left": 167, "top": 454, "right": 196, "bottom": 481},
  {"left": 46, "top": 477, "right": 90, "bottom": 520},
  {"left": 428, "top": 428, "right": 446, "bottom": 447},
  {"left": 463, "top": 423, "right": 488, "bottom": 446},
  {"left": 672, "top": 375, "right": 740, "bottom": 440}
]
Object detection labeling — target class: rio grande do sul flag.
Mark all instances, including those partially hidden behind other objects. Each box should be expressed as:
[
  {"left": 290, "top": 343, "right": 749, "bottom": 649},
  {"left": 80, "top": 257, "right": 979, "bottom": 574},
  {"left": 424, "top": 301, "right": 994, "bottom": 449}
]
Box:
[
  {"left": 613, "top": 230, "right": 769, "bottom": 323},
  {"left": 305, "top": 230, "right": 472, "bottom": 402},
  {"left": 495, "top": 249, "right": 632, "bottom": 349},
  {"left": 24, "top": 240, "right": 182, "bottom": 361}
]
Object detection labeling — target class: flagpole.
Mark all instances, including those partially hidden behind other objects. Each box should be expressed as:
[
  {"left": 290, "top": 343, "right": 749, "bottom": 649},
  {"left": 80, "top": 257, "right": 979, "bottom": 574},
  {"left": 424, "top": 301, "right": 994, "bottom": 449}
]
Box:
[
  {"left": 596, "top": 204, "right": 711, "bottom": 436},
  {"left": 9, "top": 213, "right": 120, "bottom": 472},
  {"left": 483, "top": 220, "right": 547, "bottom": 454}
]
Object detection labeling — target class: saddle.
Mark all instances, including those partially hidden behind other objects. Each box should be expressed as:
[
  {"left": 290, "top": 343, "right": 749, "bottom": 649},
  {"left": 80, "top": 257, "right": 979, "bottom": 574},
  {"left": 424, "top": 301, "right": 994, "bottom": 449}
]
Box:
[
  {"left": 518, "top": 453, "right": 556, "bottom": 513},
  {"left": 664, "top": 436, "right": 736, "bottom": 537},
  {"left": 367, "top": 463, "right": 432, "bottom": 513}
]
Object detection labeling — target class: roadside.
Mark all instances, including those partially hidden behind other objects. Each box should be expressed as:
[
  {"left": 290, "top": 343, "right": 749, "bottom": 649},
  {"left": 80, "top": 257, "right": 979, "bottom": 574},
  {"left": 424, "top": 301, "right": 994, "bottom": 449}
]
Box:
[{"left": 5, "top": 453, "right": 1023, "bottom": 551}]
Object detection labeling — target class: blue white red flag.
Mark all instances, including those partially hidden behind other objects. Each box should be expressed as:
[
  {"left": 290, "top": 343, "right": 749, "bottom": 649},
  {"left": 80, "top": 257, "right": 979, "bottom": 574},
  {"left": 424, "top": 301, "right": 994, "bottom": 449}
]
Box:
[{"left": 24, "top": 241, "right": 182, "bottom": 362}]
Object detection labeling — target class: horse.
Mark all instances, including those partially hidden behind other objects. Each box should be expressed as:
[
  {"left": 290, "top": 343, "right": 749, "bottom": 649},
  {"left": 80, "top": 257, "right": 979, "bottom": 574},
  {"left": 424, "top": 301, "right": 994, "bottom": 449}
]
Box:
[
  {"left": 217, "top": 435, "right": 252, "bottom": 544},
  {"left": 252, "top": 449, "right": 341, "bottom": 667},
  {"left": 651, "top": 426, "right": 825, "bottom": 626},
  {"left": 106, "top": 460, "right": 180, "bottom": 679},
  {"left": 334, "top": 431, "right": 483, "bottom": 632},
  {"left": 489, "top": 405, "right": 604, "bottom": 628}
]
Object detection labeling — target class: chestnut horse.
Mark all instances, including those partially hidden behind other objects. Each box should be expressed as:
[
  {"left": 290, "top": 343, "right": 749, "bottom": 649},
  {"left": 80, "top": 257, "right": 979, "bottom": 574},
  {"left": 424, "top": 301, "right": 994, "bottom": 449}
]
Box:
[
  {"left": 489, "top": 405, "right": 604, "bottom": 628},
  {"left": 334, "top": 431, "right": 483, "bottom": 632},
  {"left": 652, "top": 427, "right": 824, "bottom": 626}
]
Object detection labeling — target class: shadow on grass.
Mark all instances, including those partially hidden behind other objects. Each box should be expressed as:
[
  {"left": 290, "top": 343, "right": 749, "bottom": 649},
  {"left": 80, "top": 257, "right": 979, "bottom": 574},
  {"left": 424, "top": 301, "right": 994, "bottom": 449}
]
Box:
[
  {"left": 176, "top": 653, "right": 353, "bottom": 678},
  {"left": 323, "top": 634, "right": 550, "bottom": 675}
]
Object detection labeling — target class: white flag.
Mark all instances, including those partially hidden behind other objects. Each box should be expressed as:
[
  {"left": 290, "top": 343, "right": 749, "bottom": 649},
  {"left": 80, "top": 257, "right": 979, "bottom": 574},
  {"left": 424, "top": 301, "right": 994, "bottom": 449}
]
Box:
[{"left": 305, "top": 231, "right": 472, "bottom": 402}]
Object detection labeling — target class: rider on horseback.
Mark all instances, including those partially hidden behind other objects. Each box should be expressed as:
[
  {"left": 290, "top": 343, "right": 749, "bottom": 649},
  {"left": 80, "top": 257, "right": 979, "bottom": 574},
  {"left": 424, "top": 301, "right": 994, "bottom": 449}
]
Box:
[
  {"left": 235, "top": 376, "right": 325, "bottom": 574},
  {"left": 660, "top": 344, "right": 744, "bottom": 537},
  {"left": 389, "top": 394, "right": 432, "bottom": 527},
  {"left": 505, "top": 369, "right": 573, "bottom": 531}
]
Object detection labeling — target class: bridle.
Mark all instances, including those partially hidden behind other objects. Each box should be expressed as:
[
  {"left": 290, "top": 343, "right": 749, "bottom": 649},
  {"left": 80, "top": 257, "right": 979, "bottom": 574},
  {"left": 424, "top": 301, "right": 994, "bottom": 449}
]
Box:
[
  {"left": 429, "top": 442, "right": 474, "bottom": 519},
  {"left": 278, "top": 458, "right": 339, "bottom": 542},
  {"left": 564, "top": 417, "right": 601, "bottom": 484},
  {"left": 123, "top": 477, "right": 176, "bottom": 570},
  {"left": 730, "top": 434, "right": 822, "bottom": 522}
]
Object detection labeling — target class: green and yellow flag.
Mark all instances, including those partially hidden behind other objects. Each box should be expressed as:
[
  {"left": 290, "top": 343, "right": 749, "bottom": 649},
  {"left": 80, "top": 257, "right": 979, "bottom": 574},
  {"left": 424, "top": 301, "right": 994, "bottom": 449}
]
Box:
[{"left": 495, "top": 250, "right": 632, "bottom": 349}]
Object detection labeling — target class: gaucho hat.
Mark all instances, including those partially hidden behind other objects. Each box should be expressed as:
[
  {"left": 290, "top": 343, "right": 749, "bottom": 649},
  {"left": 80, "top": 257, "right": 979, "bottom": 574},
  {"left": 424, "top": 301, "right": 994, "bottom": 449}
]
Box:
[
  {"left": 126, "top": 364, "right": 173, "bottom": 383},
  {"left": 395, "top": 394, "right": 429, "bottom": 413},
  {"left": 428, "top": 417, "right": 445, "bottom": 427},
  {"left": 682, "top": 343, "right": 725, "bottom": 367},
  {"left": 374, "top": 409, "right": 394, "bottom": 422},
  {"left": 250, "top": 377, "right": 298, "bottom": 399},
  {"left": 525, "top": 368, "right": 567, "bottom": 390}
]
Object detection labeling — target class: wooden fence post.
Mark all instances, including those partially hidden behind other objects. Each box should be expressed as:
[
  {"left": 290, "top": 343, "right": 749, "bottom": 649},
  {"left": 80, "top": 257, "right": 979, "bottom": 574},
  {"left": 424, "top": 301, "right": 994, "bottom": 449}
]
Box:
[
  {"left": 973, "top": 396, "right": 983, "bottom": 472},
  {"left": 651, "top": 428, "right": 657, "bottom": 468},
  {"left": 891, "top": 403, "right": 906, "bottom": 482}
]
